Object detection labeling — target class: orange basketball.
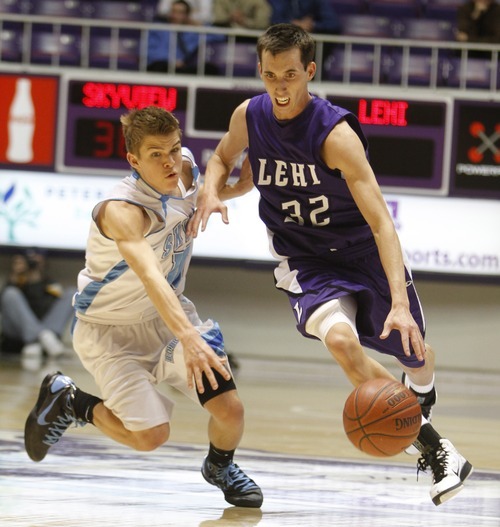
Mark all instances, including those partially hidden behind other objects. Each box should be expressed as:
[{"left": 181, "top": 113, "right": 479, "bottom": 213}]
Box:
[{"left": 343, "top": 378, "right": 422, "bottom": 457}]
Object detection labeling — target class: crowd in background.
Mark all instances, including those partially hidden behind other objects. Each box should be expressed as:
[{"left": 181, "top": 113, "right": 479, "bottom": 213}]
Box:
[
  {"left": 153, "top": 0, "right": 341, "bottom": 33},
  {"left": 149, "top": 0, "right": 499, "bottom": 41},
  {"left": 147, "top": 0, "right": 342, "bottom": 73},
  {"left": 145, "top": 0, "right": 499, "bottom": 73},
  {"left": 1, "top": 0, "right": 498, "bottom": 75}
]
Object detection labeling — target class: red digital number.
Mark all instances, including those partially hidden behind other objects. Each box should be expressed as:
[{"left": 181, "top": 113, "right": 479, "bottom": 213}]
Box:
[
  {"left": 93, "top": 120, "right": 114, "bottom": 158},
  {"left": 93, "top": 120, "right": 126, "bottom": 159}
]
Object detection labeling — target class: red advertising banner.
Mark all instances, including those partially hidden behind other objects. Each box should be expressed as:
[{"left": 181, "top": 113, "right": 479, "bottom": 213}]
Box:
[{"left": 0, "top": 74, "right": 59, "bottom": 169}]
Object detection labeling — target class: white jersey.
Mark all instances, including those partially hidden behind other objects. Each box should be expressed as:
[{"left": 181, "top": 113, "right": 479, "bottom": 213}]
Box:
[{"left": 74, "top": 147, "right": 199, "bottom": 325}]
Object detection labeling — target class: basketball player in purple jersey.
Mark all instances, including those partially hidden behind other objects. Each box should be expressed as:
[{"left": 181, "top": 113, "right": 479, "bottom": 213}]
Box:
[{"left": 188, "top": 24, "right": 473, "bottom": 505}]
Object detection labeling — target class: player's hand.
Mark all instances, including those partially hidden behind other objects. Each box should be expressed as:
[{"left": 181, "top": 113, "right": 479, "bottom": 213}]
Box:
[
  {"left": 181, "top": 332, "right": 231, "bottom": 393},
  {"left": 380, "top": 305, "right": 426, "bottom": 361},
  {"left": 187, "top": 189, "right": 228, "bottom": 238}
]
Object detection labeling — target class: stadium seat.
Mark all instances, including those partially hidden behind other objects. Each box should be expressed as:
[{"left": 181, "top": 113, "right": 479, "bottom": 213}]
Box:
[
  {"left": 0, "top": 0, "right": 28, "bottom": 13},
  {"left": 339, "top": 15, "right": 394, "bottom": 38},
  {"left": 30, "top": 0, "right": 84, "bottom": 17},
  {"left": 206, "top": 41, "right": 258, "bottom": 77},
  {"left": 368, "top": 0, "right": 421, "bottom": 18},
  {"left": 323, "top": 46, "right": 391, "bottom": 84},
  {"left": 88, "top": 1, "right": 154, "bottom": 22},
  {"left": 88, "top": 28, "right": 141, "bottom": 70},
  {"left": 385, "top": 49, "right": 451, "bottom": 87},
  {"left": 445, "top": 56, "right": 499, "bottom": 90},
  {"left": 394, "top": 17, "right": 455, "bottom": 41},
  {"left": 0, "top": 25, "right": 23, "bottom": 62},
  {"left": 30, "top": 24, "right": 82, "bottom": 66},
  {"left": 330, "top": 0, "right": 367, "bottom": 15},
  {"left": 423, "top": 0, "right": 462, "bottom": 22}
]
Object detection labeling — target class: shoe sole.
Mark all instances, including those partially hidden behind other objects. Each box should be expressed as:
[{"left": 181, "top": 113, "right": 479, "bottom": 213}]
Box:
[
  {"left": 432, "top": 461, "right": 474, "bottom": 506},
  {"left": 25, "top": 411, "right": 46, "bottom": 462},
  {"left": 223, "top": 493, "right": 263, "bottom": 508},
  {"left": 433, "top": 481, "right": 464, "bottom": 506}
]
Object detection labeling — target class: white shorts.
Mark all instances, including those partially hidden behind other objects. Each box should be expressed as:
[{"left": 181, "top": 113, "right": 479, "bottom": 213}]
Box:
[
  {"left": 72, "top": 297, "right": 214, "bottom": 431},
  {"left": 305, "top": 295, "right": 359, "bottom": 344}
]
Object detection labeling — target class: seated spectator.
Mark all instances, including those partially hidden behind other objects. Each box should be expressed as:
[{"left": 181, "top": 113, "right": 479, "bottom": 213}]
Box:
[
  {"left": 155, "top": 0, "right": 214, "bottom": 25},
  {"left": 268, "top": 0, "right": 341, "bottom": 35},
  {"left": 455, "top": 0, "right": 500, "bottom": 59},
  {"left": 212, "top": 0, "right": 271, "bottom": 30},
  {"left": 456, "top": 0, "right": 500, "bottom": 44},
  {"left": 147, "top": 0, "right": 220, "bottom": 74},
  {"left": 0, "top": 249, "right": 75, "bottom": 364}
]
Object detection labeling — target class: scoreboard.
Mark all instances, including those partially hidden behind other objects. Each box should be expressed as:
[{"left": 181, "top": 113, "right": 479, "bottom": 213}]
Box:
[
  {"left": 1, "top": 71, "right": 498, "bottom": 200},
  {"left": 64, "top": 80, "right": 188, "bottom": 171}
]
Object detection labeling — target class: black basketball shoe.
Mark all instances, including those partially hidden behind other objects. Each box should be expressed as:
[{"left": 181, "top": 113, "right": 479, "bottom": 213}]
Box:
[
  {"left": 201, "top": 456, "right": 263, "bottom": 508},
  {"left": 24, "top": 371, "right": 84, "bottom": 462}
]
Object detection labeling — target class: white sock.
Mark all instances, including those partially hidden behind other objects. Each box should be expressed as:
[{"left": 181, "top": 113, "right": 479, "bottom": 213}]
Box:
[{"left": 408, "top": 374, "right": 435, "bottom": 394}]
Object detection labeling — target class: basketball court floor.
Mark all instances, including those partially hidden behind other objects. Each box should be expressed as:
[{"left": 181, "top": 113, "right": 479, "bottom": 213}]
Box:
[{"left": 1, "top": 353, "right": 499, "bottom": 526}]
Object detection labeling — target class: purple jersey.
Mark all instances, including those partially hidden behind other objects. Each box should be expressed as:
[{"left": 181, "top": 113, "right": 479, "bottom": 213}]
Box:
[
  {"left": 246, "top": 94, "right": 374, "bottom": 260},
  {"left": 246, "top": 94, "right": 425, "bottom": 365}
]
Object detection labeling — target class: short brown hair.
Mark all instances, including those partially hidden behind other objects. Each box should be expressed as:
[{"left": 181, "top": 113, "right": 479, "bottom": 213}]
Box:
[
  {"left": 257, "top": 23, "right": 316, "bottom": 70},
  {"left": 120, "top": 106, "right": 181, "bottom": 155}
]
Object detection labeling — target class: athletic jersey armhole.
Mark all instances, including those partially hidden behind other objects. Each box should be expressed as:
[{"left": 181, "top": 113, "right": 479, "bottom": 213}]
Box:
[
  {"left": 91, "top": 199, "right": 163, "bottom": 239},
  {"left": 181, "top": 147, "right": 200, "bottom": 183}
]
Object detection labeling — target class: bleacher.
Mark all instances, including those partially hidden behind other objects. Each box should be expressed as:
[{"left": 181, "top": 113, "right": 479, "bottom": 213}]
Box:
[{"left": 0, "top": 0, "right": 498, "bottom": 91}]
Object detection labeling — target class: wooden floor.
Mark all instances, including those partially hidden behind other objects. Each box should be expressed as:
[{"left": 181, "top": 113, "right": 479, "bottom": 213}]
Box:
[{"left": 1, "top": 352, "right": 499, "bottom": 526}]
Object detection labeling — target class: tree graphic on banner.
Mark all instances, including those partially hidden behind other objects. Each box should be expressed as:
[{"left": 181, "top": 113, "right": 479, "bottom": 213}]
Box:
[{"left": 0, "top": 183, "right": 40, "bottom": 242}]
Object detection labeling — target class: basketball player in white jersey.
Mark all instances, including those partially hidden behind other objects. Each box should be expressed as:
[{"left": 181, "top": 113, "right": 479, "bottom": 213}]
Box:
[{"left": 24, "top": 106, "right": 263, "bottom": 509}]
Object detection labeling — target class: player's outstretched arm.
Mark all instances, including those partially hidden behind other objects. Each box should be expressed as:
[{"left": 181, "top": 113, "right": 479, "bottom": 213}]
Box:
[
  {"left": 187, "top": 101, "right": 250, "bottom": 237},
  {"left": 98, "top": 200, "right": 231, "bottom": 392}
]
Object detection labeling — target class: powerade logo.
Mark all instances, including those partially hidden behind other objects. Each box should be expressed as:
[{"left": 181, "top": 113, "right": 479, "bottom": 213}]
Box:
[
  {"left": 467, "top": 122, "right": 500, "bottom": 164},
  {"left": 0, "top": 182, "right": 40, "bottom": 242},
  {"left": 456, "top": 121, "right": 500, "bottom": 177},
  {"left": 453, "top": 102, "right": 500, "bottom": 196}
]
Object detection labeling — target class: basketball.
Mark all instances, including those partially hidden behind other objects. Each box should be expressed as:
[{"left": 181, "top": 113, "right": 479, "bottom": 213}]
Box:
[{"left": 343, "top": 378, "right": 422, "bottom": 457}]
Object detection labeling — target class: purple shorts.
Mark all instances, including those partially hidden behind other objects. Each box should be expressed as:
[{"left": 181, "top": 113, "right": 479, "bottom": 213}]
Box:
[{"left": 275, "top": 249, "right": 426, "bottom": 368}]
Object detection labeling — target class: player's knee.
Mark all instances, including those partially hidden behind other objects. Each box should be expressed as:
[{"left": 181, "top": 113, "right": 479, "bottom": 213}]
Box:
[
  {"left": 1, "top": 285, "right": 23, "bottom": 305},
  {"left": 218, "top": 393, "right": 244, "bottom": 422},
  {"left": 204, "top": 390, "right": 244, "bottom": 425},
  {"left": 132, "top": 423, "right": 170, "bottom": 451},
  {"left": 325, "top": 328, "right": 360, "bottom": 368}
]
